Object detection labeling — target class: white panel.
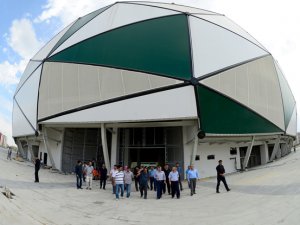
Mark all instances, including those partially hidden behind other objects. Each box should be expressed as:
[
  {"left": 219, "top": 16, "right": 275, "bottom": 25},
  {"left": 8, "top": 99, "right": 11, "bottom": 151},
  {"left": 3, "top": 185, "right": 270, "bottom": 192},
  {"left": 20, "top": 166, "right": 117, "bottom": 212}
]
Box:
[
  {"left": 192, "top": 15, "right": 267, "bottom": 51},
  {"left": 130, "top": 2, "right": 218, "bottom": 14},
  {"left": 201, "top": 55, "right": 285, "bottom": 130},
  {"left": 286, "top": 106, "right": 297, "bottom": 136},
  {"left": 15, "top": 65, "right": 42, "bottom": 129},
  {"left": 100, "top": 67, "right": 124, "bottom": 100},
  {"left": 190, "top": 16, "right": 268, "bottom": 78},
  {"left": 32, "top": 21, "right": 75, "bottom": 60},
  {"left": 42, "top": 86, "right": 197, "bottom": 124},
  {"left": 50, "top": 3, "right": 179, "bottom": 56},
  {"left": 16, "top": 61, "right": 42, "bottom": 92},
  {"left": 62, "top": 63, "right": 79, "bottom": 111},
  {"left": 12, "top": 101, "right": 35, "bottom": 137},
  {"left": 122, "top": 70, "right": 150, "bottom": 94}
]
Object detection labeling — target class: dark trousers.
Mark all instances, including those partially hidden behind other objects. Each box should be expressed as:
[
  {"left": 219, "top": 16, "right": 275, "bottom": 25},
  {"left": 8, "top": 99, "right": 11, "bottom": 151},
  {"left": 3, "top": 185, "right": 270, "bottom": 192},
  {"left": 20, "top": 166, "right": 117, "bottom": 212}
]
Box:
[
  {"left": 190, "top": 178, "right": 196, "bottom": 195},
  {"left": 150, "top": 177, "right": 155, "bottom": 190},
  {"left": 216, "top": 176, "right": 229, "bottom": 191},
  {"left": 135, "top": 178, "right": 139, "bottom": 191},
  {"left": 140, "top": 184, "right": 147, "bottom": 199},
  {"left": 178, "top": 176, "right": 183, "bottom": 190},
  {"left": 35, "top": 169, "right": 39, "bottom": 182},
  {"left": 163, "top": 179, "right": 171, "bottom": 194},
  {"left": 100, "top": 179, "right": 106, "bottom": 189},
  {"left": 76, "top": 175, "right": 82, "bottom": 188},
  {"left": 171, "top": 181, "right": 180, "bottom": 198},
  {"left": 156, "top": 180, "right": 164, "bottom": 199}
]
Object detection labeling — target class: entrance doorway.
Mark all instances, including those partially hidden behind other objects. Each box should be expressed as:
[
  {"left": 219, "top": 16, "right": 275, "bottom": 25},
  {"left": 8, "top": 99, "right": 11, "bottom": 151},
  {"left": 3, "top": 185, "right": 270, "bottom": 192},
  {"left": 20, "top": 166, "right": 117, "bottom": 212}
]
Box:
[{"left": 118, "top": 127, "right": 184, "bottom": 174}]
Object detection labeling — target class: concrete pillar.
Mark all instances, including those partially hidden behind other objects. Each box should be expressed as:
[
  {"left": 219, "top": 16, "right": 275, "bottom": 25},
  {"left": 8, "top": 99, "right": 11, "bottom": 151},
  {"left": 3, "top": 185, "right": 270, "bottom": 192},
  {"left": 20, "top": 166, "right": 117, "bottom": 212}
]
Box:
[
  {"left": 190, "top": 135, "right": 198, "bottom": 166},
  {"left": 101, "top": 123, "right": 111, "bottom": 172},
  {"left": 16, "top": 139, "right": 25, "bottom": 158},
  {"left": 110, "top": 127, "right": 118, "bottom": 170},
  {"left": 43, "top": 128, "right": 56, "bottom": 169},
  {"left": 26, "top": 138, "right": 35, "bottom": 162},
  {"left": 260, "top": 142, "right": 269, "bottom": 165},
  {"left": 124, "top": 129, "right": 130, "bottom": 166},
  {"left": 270, "top": 137, "right": 280, "bottom": 161},
  {"left": 243, "top": 136, "right": 255, "bottom": 170}
]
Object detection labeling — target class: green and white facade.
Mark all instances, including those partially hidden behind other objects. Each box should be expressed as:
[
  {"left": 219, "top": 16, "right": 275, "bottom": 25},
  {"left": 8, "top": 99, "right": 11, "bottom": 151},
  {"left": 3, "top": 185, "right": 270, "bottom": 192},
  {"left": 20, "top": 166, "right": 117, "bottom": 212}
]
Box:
[{"left": 13, "top": 2, "right": 297, "bottom": 178}]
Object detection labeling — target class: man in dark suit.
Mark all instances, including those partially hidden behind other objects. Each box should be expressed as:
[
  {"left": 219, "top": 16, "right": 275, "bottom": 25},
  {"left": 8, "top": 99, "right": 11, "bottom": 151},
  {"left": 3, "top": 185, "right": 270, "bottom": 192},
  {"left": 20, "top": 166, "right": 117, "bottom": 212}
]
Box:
[
  {"left": 34, "top": 157, "right": 41, "bottom": 183},
  {"left": 216, "top": 160, "right": 230, "bottom": 193}
]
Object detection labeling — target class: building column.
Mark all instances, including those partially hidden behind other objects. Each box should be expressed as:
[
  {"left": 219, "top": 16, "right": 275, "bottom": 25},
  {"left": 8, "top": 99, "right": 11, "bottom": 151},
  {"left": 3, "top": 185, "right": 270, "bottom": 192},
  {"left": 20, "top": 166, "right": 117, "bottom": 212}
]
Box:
[
  {"left": 26, "top": 138, "right": 35, "bottom": 162},
  {"left": 16, "top": 139, "right": 25, "bottom": 158},
  {"left": 110, "top": 127, "right": 118, "bottom": 170},
  {"left": 270, "top": 136, "right": 280, "bottom": 161},
  {"left": 101, "top": 123, "right": 111, "bottom": 172},
  {"left": 243, "top": 136, "right": 255, "bottom": 170},
  {"left": 260, "top": 142, "right": 269, "bottom": 165},
  {"left": 43, "top": 127, "right": 56, "bottom": 169},
  {"left": 190, "top": 135, "right": 198, "bottom": 166}
]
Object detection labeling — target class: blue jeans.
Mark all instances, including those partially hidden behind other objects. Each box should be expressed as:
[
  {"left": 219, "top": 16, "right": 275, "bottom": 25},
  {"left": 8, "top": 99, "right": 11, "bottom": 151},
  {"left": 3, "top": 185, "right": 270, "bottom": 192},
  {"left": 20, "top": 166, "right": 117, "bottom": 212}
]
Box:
[
  {"left": 76, "top": 175, "right": 82, "bottom": 188},
  {"left": 125, "top": 183, "right": 131, "bottom": 197},
  {"left": 115, "top": 183, "right": 124, "bottom": 199},
  {"left": 156, "top": 180, "right": 164, "bottom": 199}
]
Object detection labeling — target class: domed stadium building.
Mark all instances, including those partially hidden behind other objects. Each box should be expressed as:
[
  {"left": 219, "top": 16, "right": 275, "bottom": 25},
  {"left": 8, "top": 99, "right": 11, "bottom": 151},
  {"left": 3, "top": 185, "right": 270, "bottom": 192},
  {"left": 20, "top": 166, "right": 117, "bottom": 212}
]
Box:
[{"left": 13, "top": 1, "right": 297, "bottom": 178}]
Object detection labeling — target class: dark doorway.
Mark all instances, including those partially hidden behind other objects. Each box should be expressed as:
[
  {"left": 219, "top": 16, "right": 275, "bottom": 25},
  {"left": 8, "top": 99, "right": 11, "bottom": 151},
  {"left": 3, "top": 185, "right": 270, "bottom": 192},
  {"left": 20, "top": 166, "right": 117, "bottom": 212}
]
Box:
[{"left": 240, "top": 145, "right": 262, "bottom": 168}]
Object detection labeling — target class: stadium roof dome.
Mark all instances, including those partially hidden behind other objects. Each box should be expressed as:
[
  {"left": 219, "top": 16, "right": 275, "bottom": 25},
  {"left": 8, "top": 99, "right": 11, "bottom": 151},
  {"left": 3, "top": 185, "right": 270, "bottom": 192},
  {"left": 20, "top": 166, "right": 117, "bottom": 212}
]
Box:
[{"left": 13, "top": 1, "right": 297, "bottom": 138}]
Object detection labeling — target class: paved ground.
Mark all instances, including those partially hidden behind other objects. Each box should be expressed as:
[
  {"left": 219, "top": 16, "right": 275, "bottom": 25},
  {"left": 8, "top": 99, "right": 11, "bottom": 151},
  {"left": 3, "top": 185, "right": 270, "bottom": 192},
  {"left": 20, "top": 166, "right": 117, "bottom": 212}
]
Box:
[{"left": 0, "top": 147, "right": 300, "bottom": 225}]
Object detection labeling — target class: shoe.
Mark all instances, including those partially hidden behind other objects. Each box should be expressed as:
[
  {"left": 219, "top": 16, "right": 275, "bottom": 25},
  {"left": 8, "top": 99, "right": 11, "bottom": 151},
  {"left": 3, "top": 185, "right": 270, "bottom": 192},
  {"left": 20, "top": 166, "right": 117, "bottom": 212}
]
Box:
[
  {"left": 116, "top": 198, "right": 119, "bottom": 201},
  {"left": 121, "top": 196, "right": 124, "bottom": 199},
  {"left": 79, "top": 187, "right": 83, "bottom": 189},
  {"left": 177, "top": 197, "right": 180, "bottom": 199},
  {"left": 144, "top": 197, "right": 147, "bottom": 199},
  {"left": 194, "top": 192, "right": 196, "bottom": 194},
  {"left": 190, "top": 193, "right": 193, "bottom": 196},
  {"left": 227, "top": 189, "right": 231, "bottom": 192},
  {"left": 216, "top": 191, "right": 220, "bottom": 193},
  {"left": 103, "top": 188, "right": 106, "bottom": 190}
]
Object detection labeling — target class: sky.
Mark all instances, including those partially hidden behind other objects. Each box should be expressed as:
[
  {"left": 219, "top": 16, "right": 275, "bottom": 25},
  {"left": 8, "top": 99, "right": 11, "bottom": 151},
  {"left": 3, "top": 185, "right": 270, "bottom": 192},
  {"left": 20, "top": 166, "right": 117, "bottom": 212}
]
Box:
[{"left": 0, "top": 0, "right": 299, "bottom": 146}]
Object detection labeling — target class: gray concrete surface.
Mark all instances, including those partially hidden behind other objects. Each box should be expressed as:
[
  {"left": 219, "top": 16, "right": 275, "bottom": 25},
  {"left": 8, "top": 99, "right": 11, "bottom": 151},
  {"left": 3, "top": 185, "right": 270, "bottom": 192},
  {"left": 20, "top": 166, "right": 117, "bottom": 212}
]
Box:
[{"left": 0, "top": 147, "right": 299, "bottom": 225}]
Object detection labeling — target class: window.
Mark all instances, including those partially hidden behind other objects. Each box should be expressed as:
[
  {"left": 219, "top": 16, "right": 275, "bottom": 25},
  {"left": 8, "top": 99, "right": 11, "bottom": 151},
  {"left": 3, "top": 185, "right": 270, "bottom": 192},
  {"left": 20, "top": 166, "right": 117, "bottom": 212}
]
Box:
[
  {"left": 207, "top": 155, "right": 215, "bottom": 160},
  {"left": 230, "top": 147, "right": 237, "bottom": 155}
]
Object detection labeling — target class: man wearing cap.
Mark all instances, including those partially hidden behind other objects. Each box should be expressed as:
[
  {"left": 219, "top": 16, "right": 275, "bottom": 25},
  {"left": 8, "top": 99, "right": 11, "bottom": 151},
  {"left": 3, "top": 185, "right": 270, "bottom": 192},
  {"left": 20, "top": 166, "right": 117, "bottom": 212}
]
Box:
[{"left": 216, "top": 160, "right": 230, "bottom": 193}]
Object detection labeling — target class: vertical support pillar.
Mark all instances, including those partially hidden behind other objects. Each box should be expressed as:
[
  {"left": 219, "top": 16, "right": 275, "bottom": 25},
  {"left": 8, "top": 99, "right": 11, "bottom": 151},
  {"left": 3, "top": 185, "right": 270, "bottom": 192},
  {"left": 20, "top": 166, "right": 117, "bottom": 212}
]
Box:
[
  {"left": 190, "top": 135, "right": 198, "bottom": 166},
  {"left": 110, "top": 127, "right": 118, "bottom": 170},
  {"left": 243, "top": 136, "right": 255, "bottom": 170},
  {"left": 270, "top": 136, "right": 280, "bottom": 161},
  {"left": 260, "top": 142, "right": 269, "bottom": 165},
  {"left": 26, "top": 137, "right": 35, "bottom": 162},
  {"left": 124, "top": 129, "right": 129, "bottom": 166},
  {"left": 16, "top": 139, "right": 25, "bottom": 158},
  {"left": 101, "top": 123, "right": 111, "bottom": 172},
  {"left": 43, "top": 127, "right": 56, "bottom": 169}
]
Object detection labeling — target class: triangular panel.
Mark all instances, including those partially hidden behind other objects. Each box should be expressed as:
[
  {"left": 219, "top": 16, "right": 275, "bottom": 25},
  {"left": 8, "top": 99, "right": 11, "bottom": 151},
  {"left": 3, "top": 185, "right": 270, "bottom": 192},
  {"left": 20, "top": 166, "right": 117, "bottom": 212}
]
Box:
[
  {"left": 286, "top": 105, "right": 297, "bottom": 136},
  {"left": 15, "top": 65, "right": 42, "bottom": 129},
  {"left": 200, "top": 55, "right": 285, "bottom": 130},
  {"left": 192, "top": 15, "right": 267, "bottom": 51},
  {"left": 190, "top": 16, "right": 268, "bottom": 78},
  {"left": 128, "top": 2, "right": 219, "bottom": 14},
  {"left": 15, "top": 60, "right": 42, "bottom": 93},
  {"left": 196, "top": 84, "right": 283, "bottom": 134},
  {"left": 48, "top": 15, "right": 192, "bottom": 80},
  {"left": 274, "top": 61, "right": 296, "bottom": 128},
  {"left": 40, "top": 86, "right": 197, "bottom": 123},
  {"left": 48, "top": 5, "right": 112, "bottom": 57},
  {"left": 32, "top": 21, "right": 75, "bottom": 60},
  {"left": 38, "top": 62, "right": 183, "bottom": 120},
  {"left": 50, "top": 3, "right": 180, "bottom": 57},
  {"left": 12, "top": 101, "right": 35, "bottom": 137}
]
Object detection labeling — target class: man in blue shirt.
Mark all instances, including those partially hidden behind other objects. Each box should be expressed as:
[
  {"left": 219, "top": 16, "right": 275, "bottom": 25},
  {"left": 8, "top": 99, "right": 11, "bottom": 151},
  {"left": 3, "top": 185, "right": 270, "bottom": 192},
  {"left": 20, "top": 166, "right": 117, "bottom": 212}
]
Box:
[
  {"left": 148, "top": 166, "right": 156, "bottom": 191},
  {"left": 187, "top": 165, "right": 199, "bottom": 196},
  {"left": 176, "top": 162, "right": 183, "bottom": 191},
  {"left": 138, "top": 167, "right": 149, "bottom": 199}
]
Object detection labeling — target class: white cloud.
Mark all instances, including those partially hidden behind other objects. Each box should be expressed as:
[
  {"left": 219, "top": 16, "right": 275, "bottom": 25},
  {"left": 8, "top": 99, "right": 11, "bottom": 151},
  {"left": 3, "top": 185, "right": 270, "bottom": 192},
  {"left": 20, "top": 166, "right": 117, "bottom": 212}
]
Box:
[{"left": 8, "top": 18, "right": 43, "bottom": 60}]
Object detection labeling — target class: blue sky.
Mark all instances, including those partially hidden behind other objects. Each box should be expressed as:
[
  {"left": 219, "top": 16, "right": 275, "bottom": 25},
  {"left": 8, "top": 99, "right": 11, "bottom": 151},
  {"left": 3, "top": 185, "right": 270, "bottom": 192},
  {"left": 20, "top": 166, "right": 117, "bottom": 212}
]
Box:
[{"left": 0, "top": 0, "right": 299, "bottom": 145}]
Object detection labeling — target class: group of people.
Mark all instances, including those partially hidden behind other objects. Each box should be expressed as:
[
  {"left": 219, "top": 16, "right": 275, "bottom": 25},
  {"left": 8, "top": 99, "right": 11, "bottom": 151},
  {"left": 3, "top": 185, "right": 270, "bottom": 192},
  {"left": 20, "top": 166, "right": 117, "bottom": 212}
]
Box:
[{"left": 74, "top": 160, "right": 231, "bottom": 199}]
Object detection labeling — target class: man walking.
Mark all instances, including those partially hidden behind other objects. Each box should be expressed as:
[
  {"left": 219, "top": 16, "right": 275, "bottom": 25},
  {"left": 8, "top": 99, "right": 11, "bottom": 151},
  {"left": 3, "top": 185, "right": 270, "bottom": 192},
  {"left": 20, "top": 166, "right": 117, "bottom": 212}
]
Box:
[
  {"left": 149, "top": 166, "right": 156, "bottom": 191},
  {"left": 113, "top": 165, "right": 125, "bottom": 200},
  {"left": 138, "top": 167, "right": 149, "bottom": 199},
  {"left": 155, "top": 166, "right": 166, "bottom": 199},
  {"left": 110, "top": 165, "right": 118, "bottom": 194},
  {"left": 216, "top": 160, "right": 230, "bottom": 193},
  {"left": 187, "top": 165, "right": 199, "bottom": 196},
  {"left": 169, "top": 167, "right": 180, "bottom": 199},
  {"left": 176, "top": 162, "right": 183, "bottom": 191},
  {"left": 34, "top": 157, "right": 41, "bottom": 183},
  {"left": 86, "top": 161, "right": 94, "bottom": 190},
  {"left": 75, "top": 160, "right": 83, "bottom": 189},
  {"left": 124, "top": 167, "right": 134, "bottom": 198},
  {"left": 99, "top": 164, "right": 108, "bottom": 190},
  {"left": 163, "top": 164, "right": 171, "bottom": 195}
]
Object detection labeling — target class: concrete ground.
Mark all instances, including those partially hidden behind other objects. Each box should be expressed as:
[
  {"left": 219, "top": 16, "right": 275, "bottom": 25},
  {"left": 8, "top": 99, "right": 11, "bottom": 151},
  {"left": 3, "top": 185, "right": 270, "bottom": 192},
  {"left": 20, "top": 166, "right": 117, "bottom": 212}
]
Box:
[{"left": 0, "top": 147, "right": 300, "bottom": 225}]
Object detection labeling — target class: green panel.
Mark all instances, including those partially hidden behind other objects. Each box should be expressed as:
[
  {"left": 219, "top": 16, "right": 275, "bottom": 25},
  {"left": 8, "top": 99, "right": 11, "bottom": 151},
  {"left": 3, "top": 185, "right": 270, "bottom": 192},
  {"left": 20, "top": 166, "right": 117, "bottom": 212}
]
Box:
[
  {"left": 197, "top": 85, "right": 283, "bottom": 134},
  {"left": 48, "top": 15, "right": 192, "bottom": 80},
  {"left": 275, "top": 63, "right": 296, "bottom": 128},
  {"left": 48, "top": 5, "right": 111, "bottom": 56}
]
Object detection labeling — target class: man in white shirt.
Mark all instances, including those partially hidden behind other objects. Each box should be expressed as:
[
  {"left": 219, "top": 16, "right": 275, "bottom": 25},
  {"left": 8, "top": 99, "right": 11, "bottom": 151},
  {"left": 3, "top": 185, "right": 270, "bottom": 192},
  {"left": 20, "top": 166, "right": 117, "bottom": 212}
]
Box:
[
  {"left": 168, "top": 166, "right": 180, "bottom": 199},
  {"left": 110, "top": 165, "right": 117, "bottom": 194},
  {"left": 154, "top": 166, "right": 165, "bottom": 199},
  {"left": 124, "top": 167, "right": 134, "bottom": 198},
  {"left": 86, "top": 161, "right": 94, "bottom": 190},
  {"left": 113, "top": 165, "right": 125, "bottom": 200}
]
